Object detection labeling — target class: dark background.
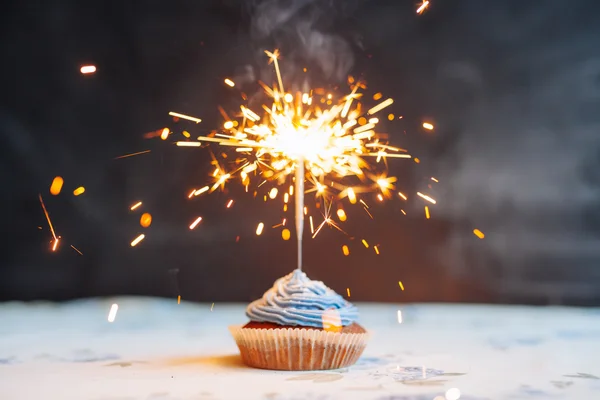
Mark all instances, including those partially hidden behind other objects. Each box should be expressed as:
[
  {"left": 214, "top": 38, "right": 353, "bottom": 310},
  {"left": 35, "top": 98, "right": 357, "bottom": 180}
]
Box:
[{"left": 1, "top": 0, "right": 599, "bottom": 305}]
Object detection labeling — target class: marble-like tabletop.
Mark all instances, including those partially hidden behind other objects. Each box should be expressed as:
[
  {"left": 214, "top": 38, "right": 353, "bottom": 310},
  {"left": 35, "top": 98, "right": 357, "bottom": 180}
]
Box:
[{"left": 0, "top": 298, "right": 598, "bottom": 400}]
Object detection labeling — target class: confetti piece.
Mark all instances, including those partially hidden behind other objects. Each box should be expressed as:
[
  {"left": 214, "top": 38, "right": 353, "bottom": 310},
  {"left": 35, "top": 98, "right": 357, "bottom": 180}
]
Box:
[
  {"left": 256, "top": 222, "right": 264, "bottom": 235},
  {"left": 189, "top": 217, "right": 203, "bottom": 230},
  {"left": 140, "top": 213, "right": 152, "bottom": 228},
  {"left": 73, "top": 186, "right": 85, "bottom": 196},
  {"left": 50, "top": 176, "right": 63, "bottom": 195},
  {"left": 224, "top": 78, "right": 235, "bottom": 87},
  {"left": 342, "top": 245, "right": 350, "bottom": 256},
  {"left": 130, "top": 201, "right": 142, "bottom": 211},
  {"left": 473, "top": 229, "right": 485, "bottom": 239},
  {"left": 398, "top": 281, "right": 405, "bottom": 291},
  {"left": 80, "top": 65, "right": 96, "bottom": 74},
  {"left": 130, "top": 234, "right": 145, "bottom": 247},
  {"left": 107, "top": 304, "right": 118, "bottom": 322}
]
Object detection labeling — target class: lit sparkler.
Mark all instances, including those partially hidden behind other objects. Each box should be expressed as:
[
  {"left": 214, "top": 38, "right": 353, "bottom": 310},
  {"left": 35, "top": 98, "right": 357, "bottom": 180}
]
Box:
[{"left": 172, "top": 50, "right": 416, "bottom": 271}]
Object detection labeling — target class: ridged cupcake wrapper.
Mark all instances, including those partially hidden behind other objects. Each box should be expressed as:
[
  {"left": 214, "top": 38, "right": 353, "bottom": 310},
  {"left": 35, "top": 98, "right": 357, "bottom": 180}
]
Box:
[{"left": 229, "top": 325, "right": 369, "bottom": 371}]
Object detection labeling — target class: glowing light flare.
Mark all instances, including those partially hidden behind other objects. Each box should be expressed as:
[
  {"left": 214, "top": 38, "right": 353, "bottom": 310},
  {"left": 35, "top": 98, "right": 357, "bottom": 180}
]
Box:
[
  {"left": 347, "top": 188, "right": 357, "bottom": 204},
  {"left": 194, "top": 186, "right": 209, "bottom": 196},
  {"left": 269, "top": 188, "right": 278, "bottom": 199},
  {"left": 189, "top": 217, "right": 203, "bottom": 230},
  {"left": 342, "top": 245, "right": 350, "bottom": 256},
  {"left": 337, "top": 209, "right": 347, "bottom": 222},
  {"left": 417, "top": 192, "right": 437, "bottom": 204},
  {"left": 224, "top": 78, "right": 235, "bottom": 87},
  {"left": 169, "top": 112, "right": 201, "bottom": 123},
  {"left": 473, "top": 229, "right": 485, "bottom": 239},
  {"left": 51, "top": 238, "right": 59, "bottom": 252},
  {"left": 73, "top": 186, "right": 85, "bottom": 196},
  {"left": 107, "top": 304, "right": 118, "bottom": 322},
  {"left": 130, "top": 202, "right": 142, "bottom": 211},
  {"left": 431, "top": 177, "right": 439, "bottom": 183},
  {"left": 256, "top": 222, "right": 264, "bottom": 235},
  {"left": 130, "top": 234, "right": 145, "bottom": 247},
  {"left": 80, "top": 65, "right": 96, "bottom": 74},
  {"left": 423, "top": 122, "right": 434, "bottom": 130},
  {"left": 50, "top": 176, "right": 64, "bottom": 195},
  {"left": 417, "top": 1, "right": 430, "bottom": 14}
]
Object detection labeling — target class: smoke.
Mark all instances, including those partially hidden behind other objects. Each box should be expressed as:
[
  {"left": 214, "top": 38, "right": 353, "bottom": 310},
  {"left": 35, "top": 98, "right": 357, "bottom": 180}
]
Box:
[{"left": 242, "top": 0, "right": 358, "bottom": 84}]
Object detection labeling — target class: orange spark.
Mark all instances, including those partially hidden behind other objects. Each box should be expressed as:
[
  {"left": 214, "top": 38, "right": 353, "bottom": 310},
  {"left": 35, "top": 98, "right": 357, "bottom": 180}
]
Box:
[
  {"left": 473, "top": 229, "right": 485, "bottom": 239},
  {"left": 51, "top": 238, "right": 59, "bottom": 252},
  {"left": 398, "top": 281, "right": 405, "bottom": 291},
  {"left": 362, "top": 239, "right": 369, "bottom": 248},
  {"left": 282, "top": 228, "right": 291, "bottom": 240},
  {"left": 70, "top": 245, "right": 83, "bottom": 255},
  {"left": 256, "top": 222, "right": 265, "bottom": 235},
  {"left": 140, "top": 213, "right": 152, "bottom": 228},
  {"left": 73, "top": 187, "right": 85, "bottom": 196},
  {"left": 417, "top": 1, "right": 430, "bottom": 14},
  {"left": 224, "top": 78, "right": 235, "bottom": 87},
  {"left": 80, "top": 65, "right": 96, "bottom": 74},
  {"left": 168, "top": 112, "right": 201, "bottom": 123},
  {"left": 50, "top": 176, "right": 63, "bottom": 196},
  {"left": 114, "top": 150, "right": 151, "bottom": 159},
  {"left": 417, "top": 192, "right": 437, "bottom": 204},
  {"left": 160, "top": 128, "right": 170, "bottom": 140},
  {"left": 38, "top": 194, "right": 57, "bottom": 240},
  {"left": 342, "top": 245, "right": 350, "bottom": 256},
  {"left": 424, "top": 206, "right": 430, "bottom": 219},
  {"left": 422, "top": 122, "right": 434, "bottom": 130}
]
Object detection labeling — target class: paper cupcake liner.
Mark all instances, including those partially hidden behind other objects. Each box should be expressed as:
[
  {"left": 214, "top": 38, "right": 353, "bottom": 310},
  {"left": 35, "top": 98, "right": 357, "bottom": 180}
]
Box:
[{"left": 229, "top": 325, "right": 368, "bottom": 371}]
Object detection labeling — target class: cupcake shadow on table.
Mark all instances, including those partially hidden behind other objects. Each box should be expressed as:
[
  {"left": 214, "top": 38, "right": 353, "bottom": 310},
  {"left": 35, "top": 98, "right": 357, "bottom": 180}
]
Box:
[{"left": 230, "top": 269, "right": 369, "bottom": 371}]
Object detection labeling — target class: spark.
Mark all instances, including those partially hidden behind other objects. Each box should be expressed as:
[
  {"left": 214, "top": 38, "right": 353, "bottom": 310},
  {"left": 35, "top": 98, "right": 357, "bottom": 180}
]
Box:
[
  {"left": 398, "top": 281, "right": 405, "bottom": 291},
  {"left": 130, "top": 234, "right": 145, "bottom": 247},
  {"left": 107, "top": 304, "right": 118, "bottom": 322},
  {"left": 114, "top": 150, "right": 151, "bottom": 159},
  {"left": 401, "top": 209, "right": 407, "bottom": 215},
  {"left": 140, "top": 213, "right": 152, "bottom": 228},
  {"left": 51, "top": 238, "right": 59, "bottom": 252},
  {"left": 50, "top": 176, "right": 64, "bottom": 195},
  {"left": 417, "top": 192, "right": 437, "bottom": 204},
  {"left": 176, "top": 141, "right": 201, "bottom": 147},
  {"left": 70, "top": 245, "right": 83, "bottom": 255},
  {"left": 337, "top": 209, "right": 347, "bottom": 222},
  {"left": 424, "top": 206, "right": 430, "bottom": 219},
  {"left": 368, "top": 98, "right": 393, "bottom": 115},
  {"left": 168, "top": 112, "right": 202, "bottom": 123},
  {"left": 362, "top": 239, "right": 369, "bottom": 248},
  {"left": 130, "top": 201, "right": 142, "bottom": 211},
  {"left": 268, "top": 188, "right": 278, "bottom": 199},
  {"left": 211, "top": 303, "right": 215, "bottom": 311},
  {"left": 346, "top": 288, "right": 351, "bottom": 297},
  {"left": 445, "top": 388, "right": 461, "bottom": 400},
  {"left": 431, "top": 177, "right": 439, "bottom": 183},
  {"left": 224, "top": 78, "right": 235, "bottom": 87},
  {"left": 160, "top": 128, "right": 170, "bottom": 140},
  {"left": 177, "top": 295, "right": 181, "bottom": 304},
  {"left": 73, "top": 187, "right": 85, "bottom": 196},
  {"left": 397, "top": 310, "right": 403, "bottom": 323},
  {"left": 374, "top": 245, "right": 380, "bottom": 254},
  {"left": 347, "top": 188, "right": 357, "bottom": 204},
  {"left": 189, "top": 217, "right": 203, "bottom": 230},
  {"left": 422, "top": 122, "right": 434, "bottom": 130},
  {"left": 80, "top": 65, "right": 96, "bottom": 74},
  {"left": 38, "top": 194, "right": 57, "bottom": 241},
  {"left": 416, "top": 1, "right": 430, "bottom": 14},
  {"left": 194, "top": 186, "right": 209, "bottom": 196},
  {"left": 282, "top": 228, "right": 291, "bottom": 240},
  {"left": 309, "top": 216, "right": 314, "bottom": 234},
  {"left": 342, "top": 245, "right": 350, "bottom": 256},
  {"left": 398, "top": 192, "right": 407, "bottom": 200},
  {"left": 226, "top": 199, "right": 234, "bottom": 208},
  {"left": 256, "top": 222, "right": 264, "bottom": 235},
  {"left": 473, "top": 229, "right": 485, "bottom": 239}
]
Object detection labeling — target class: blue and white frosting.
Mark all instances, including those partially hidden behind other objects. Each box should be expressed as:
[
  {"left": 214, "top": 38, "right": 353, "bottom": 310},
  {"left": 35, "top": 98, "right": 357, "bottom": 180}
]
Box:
[{"left": 246, "top": 269, "right": 359, "bottom": 328}]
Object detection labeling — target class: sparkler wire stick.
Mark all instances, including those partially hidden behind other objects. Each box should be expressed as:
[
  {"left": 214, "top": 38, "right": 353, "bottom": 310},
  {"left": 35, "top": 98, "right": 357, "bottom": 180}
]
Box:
[{"left": 295, "top": 159, "right": 304, "bottom": 271}]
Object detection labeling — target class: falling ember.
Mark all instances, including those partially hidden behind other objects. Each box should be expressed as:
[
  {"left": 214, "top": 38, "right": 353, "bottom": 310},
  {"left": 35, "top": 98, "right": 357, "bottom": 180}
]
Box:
[
  {"left": 194, "top": 186, "right": 209, "bottom": 196},
  {"left": 422, "top": 122, "right": 434, "bottom": 130},
  {"left": 398, "top": 192, "right": 407, "bottom": 200},
  {"left": 283, "top": 193, "right": 289, "bottom": 203},
  {"left": 176, "top": 141, "right": 201, "bottom": 147},
  {"left": 397, "top": 310, "right": 403, "bottom": 323},
  {"left": 226, "top": 199, "right": 234, "bottom": 208},
  {"left": 268, "top": 188, "right": 278, "bottom": 199},
  {"left": 114, "top": 150, "right": 151, "bottom": 159},
  {"left": 130, "top": 201, "right": 142, "bottom": 211},
  {"left": 38, "top": 194, "right": 57, "bottom": 241},
  {"left": 398, "top": 281, "right": 405, "bottom": 291},
  {"left": 374, "top": 245, "right": 380, "bottom": 255},
  {"left": 160, "top": 128, "right": 170, "bottom": 140},
  {"left": 189, "top": 217, "right": 203, "bottom": 230},
  {"left": 416, "top": 0, "right": 430, "bottom": 14},
  {"left": 414, "top": 157, "right": 421, "bottom": 164},
  {"left": 281, "top": 228, "right": 291, "bottom": 241},
  {"left": 50, "top": 176, "right": 64, "bottom": 195},
  {"left": 346, "top": 288, "right": 351, "bottom": 297},
  {"left": 362, "top": 239, "right": 369, "bottom": 248},
  {"left": 431, "top": 177, "right": 439, "bottom": 183},
  {"left": 224, "top": 78, "right": 235, "bottom": 87},
  {"left": 342, "top": 245, "right": 350, "bottom": 256},
  {"left": 367, "top": 98, "right": 394, "bottom": 115},
  {"left": 337, "top": 209, "right": 347, "bottom": 222},
  {"left": 473, "top": 229, "right": 485, "bottom": 239},
  {"left": 130, "top": 234, "right": 145, "bottom": 247},
  {"left": 80, "top": 65, "right": 96, "bottom": 74},
  {"left": 256, "top": 222, "right": 264, "bottom": 236},
  {"left": 224, "top": 121, "right": 234, "bottom": 129},
  {"left": 424, "top": 206, "right": 430, "bottom": 219},
  {"left": 168, "top": 112, "right": 201, "bottom": 123},
  {"left": 107, "top": 304, "right": 118, "bottom": 323},
  {"left": 51, "top": 238, "right": 59, "bottom": 252},
  {"left": 377, "top": 194, "right": 384, "bottom": 202},
  {"left": 401, "top": 209, "right": 407, "bottom": 215},
  {"left": 73, "top": 186, "right": 85, "bottom": 196},
  {"left": 347, "top": 188, "right": 357, "bottom": 204},
  {"left": 304, "top": 206, "right": 308, "bottom": 215},
  {"left": 140, "top": 213, "right": 152, "bottom": 228},
  {"left": 177, "top": 295, "right": 181, "bottom": 304},
  {"left": 417, "top": 192, "right": 437, "bottom": 204},
  {"left": 70, "top": 245, "right": 83, "bottom": 255},
  {"left": 309, "top": 216, "right": 314, "bottom": 234}
]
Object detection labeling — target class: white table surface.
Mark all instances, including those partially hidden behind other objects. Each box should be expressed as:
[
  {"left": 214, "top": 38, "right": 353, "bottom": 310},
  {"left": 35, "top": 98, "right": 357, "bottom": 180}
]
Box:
[{"left": 1, "top": 298, "right": 599, "bottom": 400}]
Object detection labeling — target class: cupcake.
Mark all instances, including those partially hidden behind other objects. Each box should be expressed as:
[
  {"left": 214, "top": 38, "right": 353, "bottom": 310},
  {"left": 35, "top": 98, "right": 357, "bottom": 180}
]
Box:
[{"left": 229, "top": 269, "right": 368, "bottom": 370}]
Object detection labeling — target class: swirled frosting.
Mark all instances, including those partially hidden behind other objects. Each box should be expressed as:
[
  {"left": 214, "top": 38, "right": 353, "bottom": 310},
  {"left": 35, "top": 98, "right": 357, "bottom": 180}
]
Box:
[{"left": 246, "top": 269, "right": 359, "bottom": 328}]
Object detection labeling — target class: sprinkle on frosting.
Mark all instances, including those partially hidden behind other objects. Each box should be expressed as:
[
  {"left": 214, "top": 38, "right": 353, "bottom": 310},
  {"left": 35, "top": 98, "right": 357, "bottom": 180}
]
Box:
[{"left": 246, "top": 269, "right": 359, "bottom": 328}]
